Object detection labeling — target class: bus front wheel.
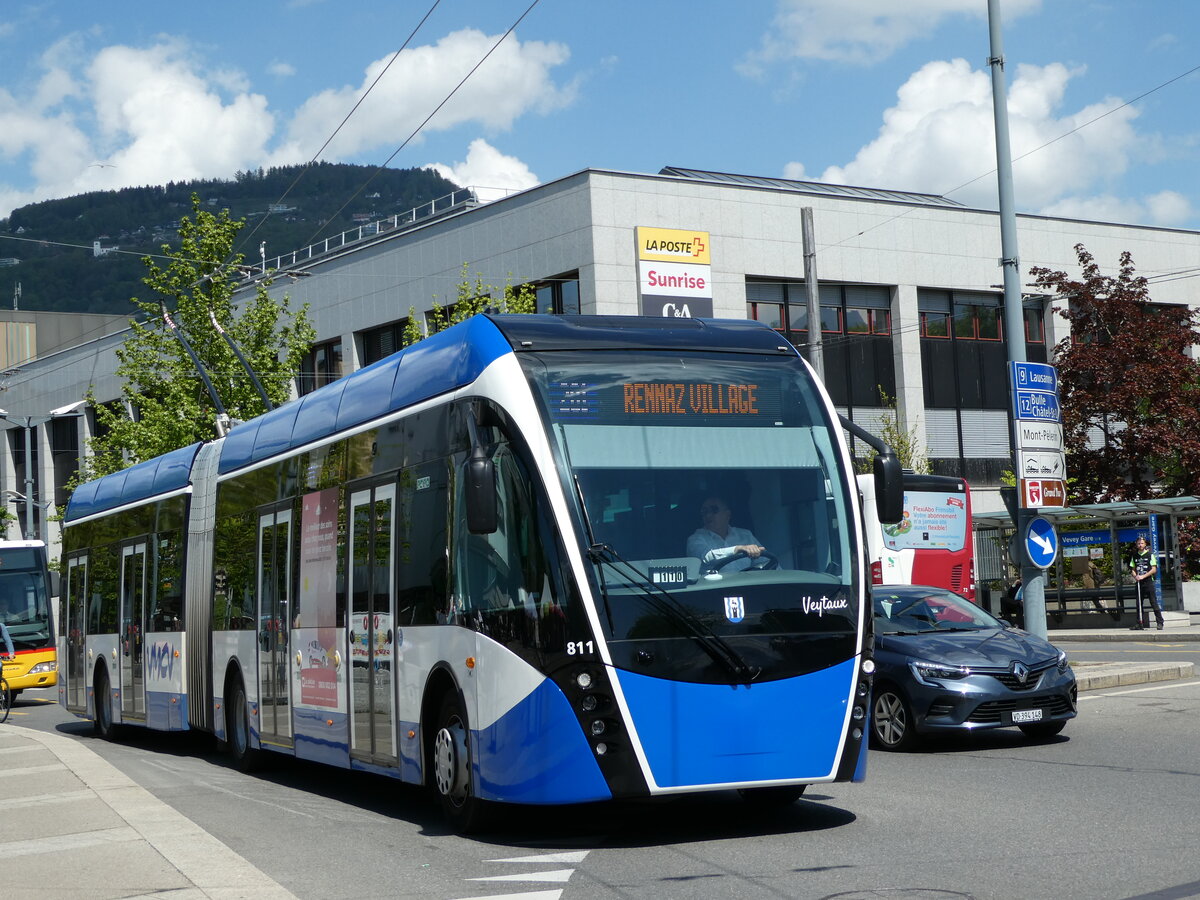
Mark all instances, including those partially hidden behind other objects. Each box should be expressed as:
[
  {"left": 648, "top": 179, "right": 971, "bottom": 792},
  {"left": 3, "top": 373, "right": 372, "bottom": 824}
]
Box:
[{"left": 431, "top": 693, "right": 490, "bottom": 833}]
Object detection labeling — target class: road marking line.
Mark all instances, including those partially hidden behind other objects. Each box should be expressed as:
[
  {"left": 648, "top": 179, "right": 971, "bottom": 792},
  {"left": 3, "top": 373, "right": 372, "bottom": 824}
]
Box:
[
  {"left": 469, "top": 869, "right": 576, "bottom": 883},
  {"left": 488, "top": 851, "right": 590, "bottom": 864},
  {"left": 0, "top": 789, "right": 94, "bottom": 810},
  {"left": 451, "top": 892, "right": 563, "bottom": 900},
  {"left": 0, "top": 762, "right": 66, "bottom": 778},
  {"left": 1080, "top": 679, "right": 1199, "bottom": 701},
  {"left": 0, "top": 825, "right": 141, "bottom": 858}
]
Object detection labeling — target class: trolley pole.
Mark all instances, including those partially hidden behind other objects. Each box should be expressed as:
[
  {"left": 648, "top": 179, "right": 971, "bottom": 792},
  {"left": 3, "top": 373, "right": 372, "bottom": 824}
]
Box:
[{"left": 988, "top": 0, "right": 1048, "bottom": 639}]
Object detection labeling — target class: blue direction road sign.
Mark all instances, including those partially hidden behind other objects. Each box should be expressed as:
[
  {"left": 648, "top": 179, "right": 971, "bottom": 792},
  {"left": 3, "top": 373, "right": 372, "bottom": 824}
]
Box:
[
  {"left": 1011, "top": 361, "right": 1058, "bottom": 393},
  {"left": 1024, "top": 515, "right": 1059, "bottom": 569},
  {"left": 1010, "top": 361, "right": 1061, "bottom": 423},
  {"left": 1015, "top": 389, "right": 1061, "bottom": 422}
]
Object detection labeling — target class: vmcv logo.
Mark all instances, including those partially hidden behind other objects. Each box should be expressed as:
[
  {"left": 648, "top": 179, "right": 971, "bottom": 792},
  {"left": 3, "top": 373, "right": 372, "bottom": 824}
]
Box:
[{"left": 147, "top": 641, "right": 175, "bottom": 680}]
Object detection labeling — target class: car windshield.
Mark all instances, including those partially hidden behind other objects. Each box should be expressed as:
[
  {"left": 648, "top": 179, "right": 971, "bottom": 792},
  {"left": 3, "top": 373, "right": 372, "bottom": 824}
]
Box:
[{"left": 873, "top": 587, "right": 1000, "bottom": 634}]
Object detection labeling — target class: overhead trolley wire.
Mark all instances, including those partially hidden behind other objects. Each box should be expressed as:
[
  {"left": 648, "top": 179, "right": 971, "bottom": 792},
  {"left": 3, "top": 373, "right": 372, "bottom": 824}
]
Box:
[
  {"left": 233, "top": 0, "right": 445, "bottom": 261},
  {"left": 818, "top": 61, "right": 1200, "bottom": 258},
  {"left": 298, "top": 0, "right": 543, "bottom": 250}
]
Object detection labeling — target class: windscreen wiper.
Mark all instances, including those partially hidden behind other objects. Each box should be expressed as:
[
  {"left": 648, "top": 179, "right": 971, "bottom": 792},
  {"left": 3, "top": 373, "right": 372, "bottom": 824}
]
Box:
[{"left": 588, "top": 542, "right": 761, "bottom": 684}]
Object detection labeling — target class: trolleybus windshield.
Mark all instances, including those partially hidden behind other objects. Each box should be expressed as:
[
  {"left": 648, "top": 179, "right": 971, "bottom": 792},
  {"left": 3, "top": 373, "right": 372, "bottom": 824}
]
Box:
[{"left": 525, "top": 352, "right": 858, "bottom": 683}]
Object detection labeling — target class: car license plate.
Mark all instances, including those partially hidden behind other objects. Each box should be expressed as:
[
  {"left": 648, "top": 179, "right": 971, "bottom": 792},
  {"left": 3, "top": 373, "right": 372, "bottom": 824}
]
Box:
[{"left": 1012, "top": 709, "right": 1043, "bottom": 723}]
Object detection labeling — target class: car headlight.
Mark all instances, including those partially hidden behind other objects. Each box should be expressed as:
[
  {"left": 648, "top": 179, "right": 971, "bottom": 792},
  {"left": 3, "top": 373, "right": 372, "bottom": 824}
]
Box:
[
  {"left": 1056, "top": 649, "right": 1069, "bottom": 672},
  {"left": 909, "top": 659, "right": 970, "bottom": 686}
]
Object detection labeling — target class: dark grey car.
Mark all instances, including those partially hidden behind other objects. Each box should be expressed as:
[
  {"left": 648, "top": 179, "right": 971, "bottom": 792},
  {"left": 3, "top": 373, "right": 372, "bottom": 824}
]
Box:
[{"left": 870, "top": 585, "right": 1077, "bottom": 751}]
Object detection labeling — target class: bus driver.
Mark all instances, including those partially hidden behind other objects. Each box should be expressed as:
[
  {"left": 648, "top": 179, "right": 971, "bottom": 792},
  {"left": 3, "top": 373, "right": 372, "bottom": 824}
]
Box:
[{"left": 686, "top": 495, "right": 765, "bottom": 572}]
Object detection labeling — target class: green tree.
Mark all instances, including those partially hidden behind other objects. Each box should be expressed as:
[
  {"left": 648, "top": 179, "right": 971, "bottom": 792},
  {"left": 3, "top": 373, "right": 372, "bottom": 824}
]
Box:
[
  {"left": 855, "top": 389, "right": 929, "bottom": 474},
  {"left": 403, "top": 263, "right": 537, "bottom": 346},
  {"left": 76, "top": 195, "right": 315, "bottom": 482},
  {"left": 1030, "top": 243, "right": 1200, "bottom": 502}
]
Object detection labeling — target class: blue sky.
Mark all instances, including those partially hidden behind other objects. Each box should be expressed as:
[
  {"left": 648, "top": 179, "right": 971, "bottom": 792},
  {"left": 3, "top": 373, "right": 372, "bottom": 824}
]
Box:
[{"left": 1, "top": 0, "right": 1198, "bottom": 229}]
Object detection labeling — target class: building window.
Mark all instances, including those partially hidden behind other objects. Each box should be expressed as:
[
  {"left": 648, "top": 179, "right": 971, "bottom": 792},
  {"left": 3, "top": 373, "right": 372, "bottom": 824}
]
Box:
[
  {"left": 297, "top": 338, "right": 343, "bottom": 396},
  {"left": 529, "top": 272, "right": 581, "bottom": 315},
  {"left": 917, "top": 289, "right": 1048, "bottom": 485},
  {"left": 1025, "top": 307, "right": 1044, "bottom": 343},
  {"left": 921, "top": 311, "right": 950, "bottom": 338},
  {"left": 746, "top": 279, "right": 894, "bottom": 408},
  {"left": 360, "top": 321, "right": 408, "bottom": 366},
  {"left": 50, "top": 416, "right": 78, "bottom": 509},
  {"left": 748, "top": 301, "right": 784, "bottom": 331}
]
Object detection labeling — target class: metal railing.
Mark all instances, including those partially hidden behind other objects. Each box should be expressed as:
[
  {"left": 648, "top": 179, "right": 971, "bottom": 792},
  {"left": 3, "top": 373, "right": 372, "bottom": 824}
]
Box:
[{"left": 261, "top": 187, "right": 483, "bottom": 274}]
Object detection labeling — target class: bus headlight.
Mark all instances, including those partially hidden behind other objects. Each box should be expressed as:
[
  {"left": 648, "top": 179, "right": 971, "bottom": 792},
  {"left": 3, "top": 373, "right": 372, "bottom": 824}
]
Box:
[{"left": 29, "top": 661, "right": 57, "bottom": 675}]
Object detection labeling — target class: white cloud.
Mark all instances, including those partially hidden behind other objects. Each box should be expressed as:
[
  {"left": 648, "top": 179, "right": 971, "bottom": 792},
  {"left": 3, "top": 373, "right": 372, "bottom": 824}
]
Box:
[
  {"left": 1041, "top": 190, "right": 1194, "bottom": 228},
  {"left": 1145, "top": 190, "right": 1193, "bottom": 225},
  {"left": 269, "top": 61, "right": 297, "bottom": 78},
  {"left": 783, "top": 161, "right": 807, "bottom": 180},
  {"left": 0, "top": 27, "right": 572, "bottom": 220},
  {"left": 87, "top": 44, "right": 275, "bottom": 187},
  {"left": 0, "top": 40, "right": 276, "bottom": 218},
  {"left": 740, "top": 0, "right": 1041, "bottom": 71},
  {"left": 273, "top": 28, "right": 573, "bottom": 164},
  {"left": 794, "top": 58, "right": 1144, "bottom": 213},
  {"left": 425, "top": 139, "right": 539, "bottom": 198}
]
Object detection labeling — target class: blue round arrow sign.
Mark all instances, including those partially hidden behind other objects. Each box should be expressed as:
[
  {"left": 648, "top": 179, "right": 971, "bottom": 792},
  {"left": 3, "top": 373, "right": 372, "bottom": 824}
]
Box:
[{"left": 1024, "top": 516, "right": 1058, "bottom": 569}]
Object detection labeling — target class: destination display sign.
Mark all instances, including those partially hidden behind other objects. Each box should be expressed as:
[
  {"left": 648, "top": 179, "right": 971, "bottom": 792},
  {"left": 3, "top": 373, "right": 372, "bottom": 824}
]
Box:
[
  {"left": 547, "top": 378, "right": 784, "bottom": 426},
  {"left": 1011, "top": 361, "right": 1062, "bottom": 423}
]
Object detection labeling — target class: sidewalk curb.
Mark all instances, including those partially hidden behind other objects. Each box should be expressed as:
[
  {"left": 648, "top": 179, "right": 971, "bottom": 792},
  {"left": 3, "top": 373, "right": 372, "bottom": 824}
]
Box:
[
  {"left": 1074, "top": 661, "right": 1196, "bottom": 692},
  {"left": 9, "top": 726, "right": 296, "bottom": 900}
]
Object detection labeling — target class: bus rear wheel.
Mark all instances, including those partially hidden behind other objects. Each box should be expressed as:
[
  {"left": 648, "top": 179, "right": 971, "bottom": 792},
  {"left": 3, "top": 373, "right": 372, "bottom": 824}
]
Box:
[
  {"left": 431, "top": 693, "right": 490, "bottom": 833},
  {"left": 94, "top": 667, "right": 118, "bottom": 740},
  {"left": 225, "top": 677, "right": 260, "bottom": 772}
]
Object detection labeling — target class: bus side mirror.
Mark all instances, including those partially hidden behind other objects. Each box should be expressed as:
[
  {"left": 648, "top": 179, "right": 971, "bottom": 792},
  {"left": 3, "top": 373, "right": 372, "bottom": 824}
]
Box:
[
  {"left": 49, "top": 570, "right": 62, "bottom": 599},
  {"left": 874, "top": 451, "right": 904, "bottom": 524},
  {"left": 466, "top": 457, "right": 498, "bottom": 534}
]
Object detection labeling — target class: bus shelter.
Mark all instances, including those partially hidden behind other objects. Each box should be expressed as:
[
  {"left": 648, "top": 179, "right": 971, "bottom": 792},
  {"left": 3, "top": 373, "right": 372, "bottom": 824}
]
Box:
[{"left": 972, "top": 496, "right": 1200, "bottom": 630}]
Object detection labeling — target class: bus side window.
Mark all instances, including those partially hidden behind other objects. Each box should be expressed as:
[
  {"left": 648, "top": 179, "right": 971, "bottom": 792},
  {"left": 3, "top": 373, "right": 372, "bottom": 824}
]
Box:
[{"left": 396, "top": 459, "right": 450, "bottom": 626}]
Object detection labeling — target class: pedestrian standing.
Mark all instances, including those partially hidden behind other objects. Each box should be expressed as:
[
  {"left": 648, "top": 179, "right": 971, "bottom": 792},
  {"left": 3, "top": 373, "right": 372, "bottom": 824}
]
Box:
[{"left": 1129, "top": 535, "right": 1165, "bottom": 631}]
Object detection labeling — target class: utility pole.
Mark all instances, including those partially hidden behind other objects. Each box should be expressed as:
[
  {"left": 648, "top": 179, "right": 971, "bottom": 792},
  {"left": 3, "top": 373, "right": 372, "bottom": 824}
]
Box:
[
  {"left": 988, "top": 0, "right": 1047, "bottom": 639},
  {"left": 801, "top": 208, "right": 824, "bottom": 380}
]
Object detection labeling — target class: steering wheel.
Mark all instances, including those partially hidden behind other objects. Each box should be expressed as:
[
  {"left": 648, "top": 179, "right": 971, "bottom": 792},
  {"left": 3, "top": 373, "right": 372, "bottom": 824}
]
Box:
[{"left": 706, "top": 550, "right": 780, "bottom": 573}]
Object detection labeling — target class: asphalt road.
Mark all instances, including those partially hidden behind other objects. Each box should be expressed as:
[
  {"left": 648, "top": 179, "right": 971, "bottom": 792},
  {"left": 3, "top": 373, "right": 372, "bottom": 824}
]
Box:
[{"left": 10, "top": 665, "right": 1200, "bottom": 900}]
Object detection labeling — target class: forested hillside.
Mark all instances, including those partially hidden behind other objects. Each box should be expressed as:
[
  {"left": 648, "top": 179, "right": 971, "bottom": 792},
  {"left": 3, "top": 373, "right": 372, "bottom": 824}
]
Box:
[{"left": 0, "top": 163, "right": 461, "bottom": 314}]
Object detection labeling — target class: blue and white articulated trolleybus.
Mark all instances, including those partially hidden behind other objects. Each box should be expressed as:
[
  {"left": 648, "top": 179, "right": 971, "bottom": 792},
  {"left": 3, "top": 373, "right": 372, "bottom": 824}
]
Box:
[{"left": 60, "top": 314, "right": 901, "bottom": 830}]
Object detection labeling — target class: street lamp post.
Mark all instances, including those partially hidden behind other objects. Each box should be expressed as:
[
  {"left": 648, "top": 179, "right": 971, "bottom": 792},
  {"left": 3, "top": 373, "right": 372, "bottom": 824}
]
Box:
[{"left": 0, "top": 401, "right": 85, "bottom": 539}]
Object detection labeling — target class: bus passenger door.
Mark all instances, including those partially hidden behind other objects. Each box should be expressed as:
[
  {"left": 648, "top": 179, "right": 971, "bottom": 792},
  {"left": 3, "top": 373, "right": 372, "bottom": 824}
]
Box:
[
  {"left": 349, "top": 484, "right": 397, "bottom": 764},
  {"left": 120, "top": 543, "right": 147, "bottom": 720},
  {"left": 257, "top": 509, "right": 293, "bottom": 746},
  {"left": 65, "top": 556, "right": 88, "bottom": 712}
]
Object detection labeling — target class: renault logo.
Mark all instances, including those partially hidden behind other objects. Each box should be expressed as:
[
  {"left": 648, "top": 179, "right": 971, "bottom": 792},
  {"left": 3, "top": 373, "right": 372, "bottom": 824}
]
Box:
[{"left": 1012, "top": 661, "right": 1030, "bottom": 684}]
